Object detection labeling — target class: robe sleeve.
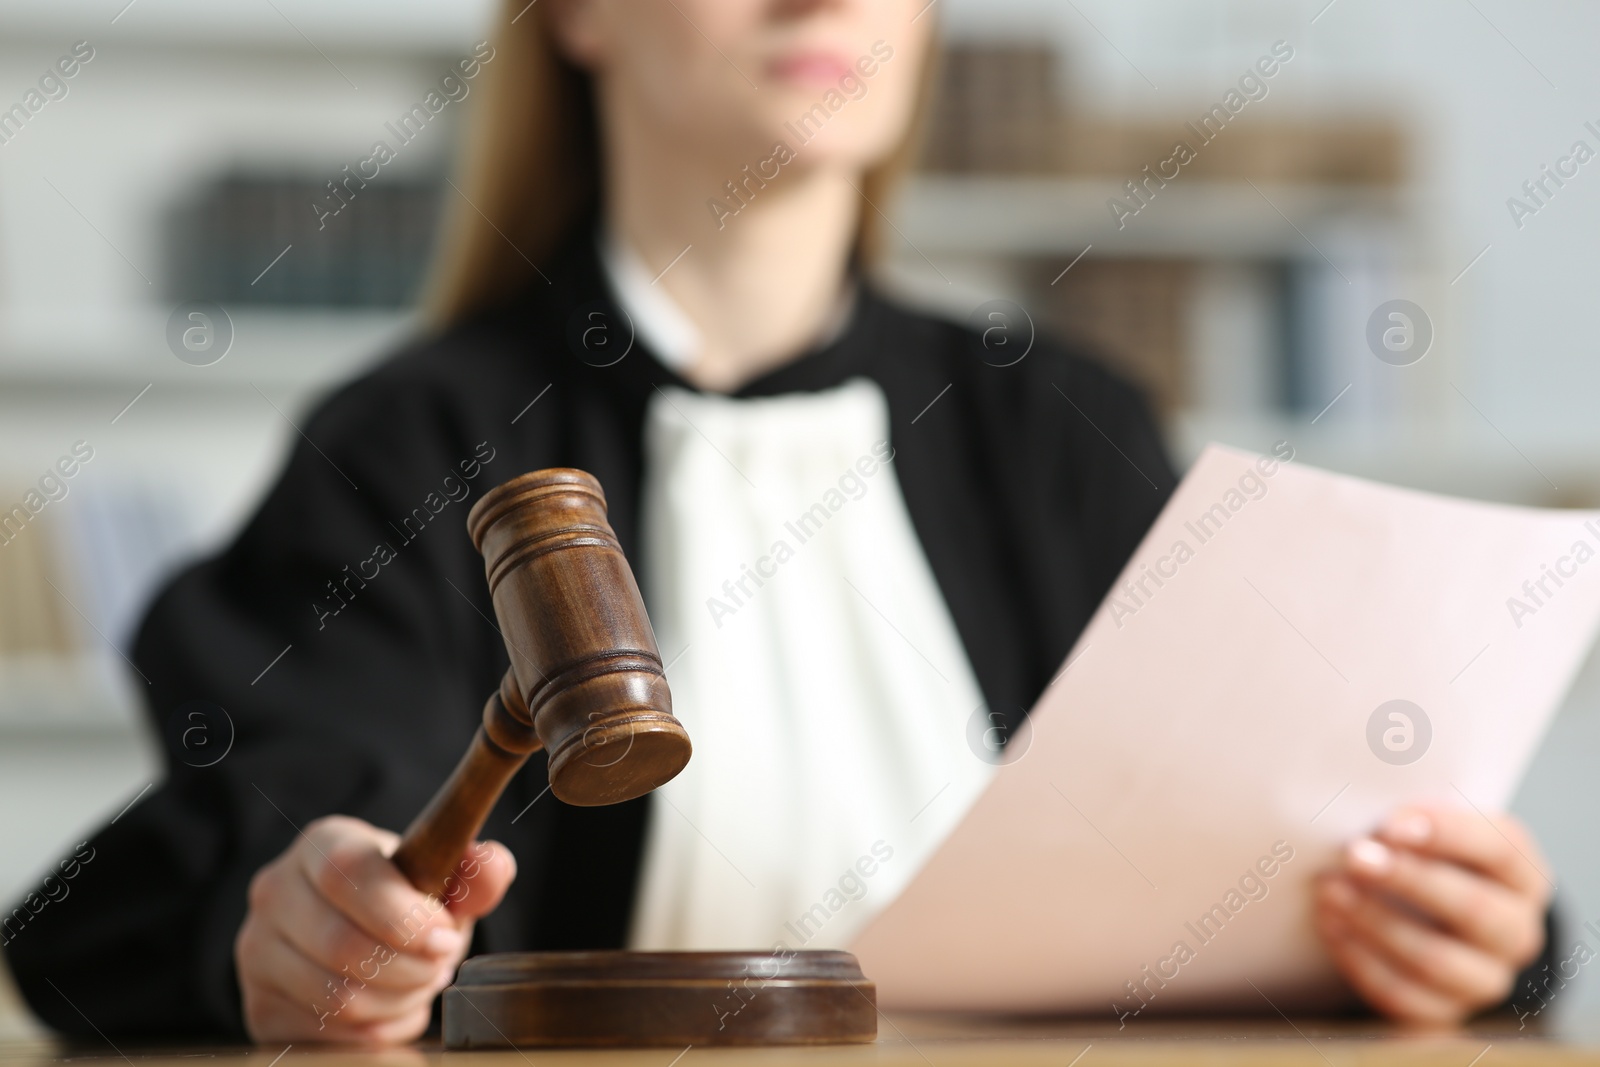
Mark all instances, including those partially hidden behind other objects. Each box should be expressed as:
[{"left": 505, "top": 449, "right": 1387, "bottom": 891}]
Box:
[{"left": 4, "top": 365, "right": 511, "bottom": 1039}]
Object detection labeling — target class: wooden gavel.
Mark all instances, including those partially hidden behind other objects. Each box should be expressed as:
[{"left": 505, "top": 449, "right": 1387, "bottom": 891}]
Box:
[
  {"left": 385, "top": 467, "right": 875, "bottom": 1049},
  {"left": 390, "top": 468, "right": 693, "bottom": 899}
]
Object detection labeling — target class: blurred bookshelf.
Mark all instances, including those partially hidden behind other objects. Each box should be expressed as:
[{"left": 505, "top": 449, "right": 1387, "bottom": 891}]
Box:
[
  {"left": 0, "top": 3, "right": 480, "bottom": 908},
  {"left": 876, "top": 43, "right": 1600, "bottom": 506},
  {"left": 890, "top": 41, "right": 1415, "bottom": 421}
]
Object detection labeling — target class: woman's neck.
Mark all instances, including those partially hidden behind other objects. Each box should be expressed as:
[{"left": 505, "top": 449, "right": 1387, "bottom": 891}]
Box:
[{"left": 602, "top": 101, "right": 861, "bottom": 393}]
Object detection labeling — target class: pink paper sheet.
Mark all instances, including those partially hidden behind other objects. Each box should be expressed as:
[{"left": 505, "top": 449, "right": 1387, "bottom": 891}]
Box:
[{"left": 852, "top": 443, "right": 1600, "bottom": 1016}]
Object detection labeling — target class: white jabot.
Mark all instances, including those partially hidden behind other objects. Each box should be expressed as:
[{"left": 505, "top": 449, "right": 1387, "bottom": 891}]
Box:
[
  {"left": 627, "top": 379, "right": 996, "bottom": 952},
  {"left": 597, "top": 227, "right": 701, "bottom": 372}
]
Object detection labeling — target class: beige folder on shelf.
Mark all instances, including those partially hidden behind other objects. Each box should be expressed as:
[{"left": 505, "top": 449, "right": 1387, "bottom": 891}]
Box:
[{"left": 851, "top": 443, "right": 1600, "bottom": 1016}]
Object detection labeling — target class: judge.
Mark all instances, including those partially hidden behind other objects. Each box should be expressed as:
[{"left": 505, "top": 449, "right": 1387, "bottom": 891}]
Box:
[{"left": 5, "top": 0, "right": 1554, "bottom": 1043}]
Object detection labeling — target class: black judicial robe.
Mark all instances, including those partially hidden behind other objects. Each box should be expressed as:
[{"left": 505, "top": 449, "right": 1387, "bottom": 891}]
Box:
[
  {"left": 2, "top": 229, "right": 1547, "bottom": 1038},
  {"left": 9, "top": 231, "right": 1171, "bottom": 1036}
]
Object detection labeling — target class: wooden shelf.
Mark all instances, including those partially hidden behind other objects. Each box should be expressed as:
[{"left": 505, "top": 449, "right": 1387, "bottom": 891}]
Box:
[
  {"left": 0, "top": 655, "right": 144, "bottom": 734},
  {"left": 0, "top": 307, "right": 411, "bottom": 392},
  {"left": 893, "top": 176, "right": 1412, "bottom": 259},
  {"left": 0, "top": 0, "right": 495, "bottom": 51}
]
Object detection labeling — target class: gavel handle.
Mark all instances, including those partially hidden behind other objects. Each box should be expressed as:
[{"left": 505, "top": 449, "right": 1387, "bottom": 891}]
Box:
[{"left": 391, "top": 670, "right": 541, "bottom": 900}]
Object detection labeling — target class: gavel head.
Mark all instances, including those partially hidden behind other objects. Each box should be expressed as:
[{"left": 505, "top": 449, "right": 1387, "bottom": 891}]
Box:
[{"left": 467, "top": 469, "right": 691, "bottom": 806}]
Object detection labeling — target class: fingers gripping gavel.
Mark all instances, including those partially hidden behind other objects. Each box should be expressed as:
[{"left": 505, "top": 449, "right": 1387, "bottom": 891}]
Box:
[{"left": 391, "top": 468, "right": 692, "bottom": 899}]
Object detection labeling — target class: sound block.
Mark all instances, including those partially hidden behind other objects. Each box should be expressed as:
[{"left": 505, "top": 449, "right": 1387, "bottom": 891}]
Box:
[{"left": 442, "top": 950, "right": 877, "bottom": 1048}]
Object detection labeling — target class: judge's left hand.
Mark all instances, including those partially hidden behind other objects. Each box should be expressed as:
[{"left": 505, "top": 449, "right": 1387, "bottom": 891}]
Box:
[{"left": 1313, "top": 805, "right": 1551, "bottom": 1025}]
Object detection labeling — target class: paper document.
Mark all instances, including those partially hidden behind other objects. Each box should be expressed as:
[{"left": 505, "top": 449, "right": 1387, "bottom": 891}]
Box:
[{"left": 851, "top": 443, "right": 1600, "bottom": 1015}]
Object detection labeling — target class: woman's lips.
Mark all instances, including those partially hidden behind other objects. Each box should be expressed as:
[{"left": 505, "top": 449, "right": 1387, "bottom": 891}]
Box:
[{"left": 767, "top": 51, "right": 855, "bottom": 88}]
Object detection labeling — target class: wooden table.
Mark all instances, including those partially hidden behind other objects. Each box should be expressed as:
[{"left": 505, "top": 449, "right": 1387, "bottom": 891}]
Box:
[{"left": 0, "top": 1014, "right": 1595, "bottom": 1067}]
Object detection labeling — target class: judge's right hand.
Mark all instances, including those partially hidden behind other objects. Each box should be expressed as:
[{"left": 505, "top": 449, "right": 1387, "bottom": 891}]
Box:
[{"left": 235, "top": 815, "right": 516, "bottom": 1045}]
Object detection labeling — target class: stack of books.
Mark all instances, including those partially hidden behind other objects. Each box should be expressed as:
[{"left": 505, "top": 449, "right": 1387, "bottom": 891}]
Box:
[
  {"left": 919, "top": 44, "right": 1060, "bottom": 174},
  {"left": 164, "top": 171, "right": 445, "bottom": 308}
]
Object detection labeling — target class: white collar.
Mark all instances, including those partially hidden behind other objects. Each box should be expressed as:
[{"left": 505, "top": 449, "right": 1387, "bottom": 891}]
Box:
[{"left": 597, "top": 226, "right": 702, "bottom": 373}]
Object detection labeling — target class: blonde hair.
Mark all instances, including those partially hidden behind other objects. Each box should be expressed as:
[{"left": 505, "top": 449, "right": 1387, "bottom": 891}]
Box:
[{"left": 425, "top": 1, "right": 934, "bottom": 325}]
